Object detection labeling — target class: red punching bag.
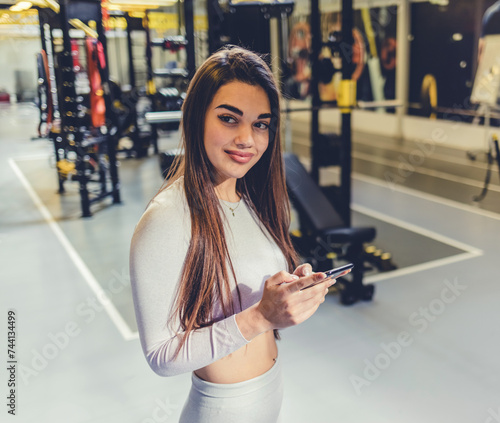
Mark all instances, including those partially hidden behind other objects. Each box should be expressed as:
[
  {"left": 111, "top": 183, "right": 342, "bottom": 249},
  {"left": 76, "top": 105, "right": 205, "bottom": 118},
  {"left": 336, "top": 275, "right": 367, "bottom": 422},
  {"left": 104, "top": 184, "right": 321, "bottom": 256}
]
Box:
[{"left": 86, "top": 38, "right": 106, "bottom": 128}]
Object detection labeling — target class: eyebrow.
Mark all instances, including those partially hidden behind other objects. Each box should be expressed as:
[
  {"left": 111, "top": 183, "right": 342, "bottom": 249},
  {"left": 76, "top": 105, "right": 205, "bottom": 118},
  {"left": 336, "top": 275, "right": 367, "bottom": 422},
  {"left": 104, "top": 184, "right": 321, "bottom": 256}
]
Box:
[{"left": 215, "top": 104, "right": 272, "bottom": 120}]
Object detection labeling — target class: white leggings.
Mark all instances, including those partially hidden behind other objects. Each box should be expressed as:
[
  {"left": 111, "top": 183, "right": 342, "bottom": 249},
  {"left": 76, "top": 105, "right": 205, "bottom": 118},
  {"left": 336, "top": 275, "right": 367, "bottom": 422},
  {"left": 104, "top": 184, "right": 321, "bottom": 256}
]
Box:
[{"left": 179, "top": 357, "right": 283, "bottom": 423}]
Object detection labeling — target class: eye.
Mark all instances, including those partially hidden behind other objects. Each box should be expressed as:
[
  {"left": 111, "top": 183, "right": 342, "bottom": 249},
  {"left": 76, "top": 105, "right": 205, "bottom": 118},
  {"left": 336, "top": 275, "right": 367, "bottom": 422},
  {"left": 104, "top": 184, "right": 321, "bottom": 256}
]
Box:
[
  {"left": 218, "top": 114, "right": 237, "bottom": 124},
  {"left": 254, "top": 121, "right": 270, "bottom": 130}
]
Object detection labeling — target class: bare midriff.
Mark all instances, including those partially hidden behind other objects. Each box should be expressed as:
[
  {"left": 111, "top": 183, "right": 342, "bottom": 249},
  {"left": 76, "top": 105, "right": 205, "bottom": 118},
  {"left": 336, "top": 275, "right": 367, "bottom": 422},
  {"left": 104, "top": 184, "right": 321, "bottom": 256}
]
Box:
[{"left": 193, "top": 330, "right": 277, "bottom": 384}]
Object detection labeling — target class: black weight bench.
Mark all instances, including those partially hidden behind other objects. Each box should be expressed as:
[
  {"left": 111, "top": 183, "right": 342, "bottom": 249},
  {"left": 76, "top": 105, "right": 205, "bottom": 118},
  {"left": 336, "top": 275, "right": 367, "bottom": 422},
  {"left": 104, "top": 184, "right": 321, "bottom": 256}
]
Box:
[{"left": 284, "top": 153, "right": 376, "bottom": 305}]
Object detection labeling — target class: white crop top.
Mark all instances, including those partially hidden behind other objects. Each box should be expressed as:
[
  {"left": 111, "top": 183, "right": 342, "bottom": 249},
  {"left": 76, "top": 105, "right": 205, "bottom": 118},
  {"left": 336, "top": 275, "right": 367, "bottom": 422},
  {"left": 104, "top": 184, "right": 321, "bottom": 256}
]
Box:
[{"left": 129, "top": 177, "right": 288, "bottom": 377}]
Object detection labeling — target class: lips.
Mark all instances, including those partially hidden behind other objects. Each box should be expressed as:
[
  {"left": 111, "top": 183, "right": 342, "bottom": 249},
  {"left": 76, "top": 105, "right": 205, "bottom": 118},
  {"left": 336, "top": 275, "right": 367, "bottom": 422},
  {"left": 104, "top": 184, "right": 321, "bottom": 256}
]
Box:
[{"left": 225, "top": 150, "right": 254, "bottom": 164}]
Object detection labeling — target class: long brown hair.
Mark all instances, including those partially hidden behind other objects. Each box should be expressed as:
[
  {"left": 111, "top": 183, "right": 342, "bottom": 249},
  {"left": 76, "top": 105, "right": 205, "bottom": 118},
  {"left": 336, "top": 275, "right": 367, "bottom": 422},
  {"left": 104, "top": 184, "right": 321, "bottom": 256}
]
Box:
[{"left": 158, "top": 46, "right": 298, "bottom": 356}]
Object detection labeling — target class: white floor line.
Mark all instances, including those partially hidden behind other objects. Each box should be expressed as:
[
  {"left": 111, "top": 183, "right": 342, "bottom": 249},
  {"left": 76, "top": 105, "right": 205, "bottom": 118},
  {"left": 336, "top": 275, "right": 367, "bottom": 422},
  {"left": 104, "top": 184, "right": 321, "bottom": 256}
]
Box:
[
  {"left": 353, "top": 172, "right": 500, "bottom": 221},
  {"left": 12, "top": 153, "right": 52, "bottom": 161},
  {"left": 351, "top": 203, "right": 484, "bottom": 255},
  {"left": 352, "top": 151, "right": 500, "bottom": 192},
  {"left": 351, "top": 202, "right": 484, "bottom": 283},
  {"left": 364, "top": 251, "right": 482, "bottom": 283},
  {"left": 8, "top": 157, "right": 138, "bottom": 341}
]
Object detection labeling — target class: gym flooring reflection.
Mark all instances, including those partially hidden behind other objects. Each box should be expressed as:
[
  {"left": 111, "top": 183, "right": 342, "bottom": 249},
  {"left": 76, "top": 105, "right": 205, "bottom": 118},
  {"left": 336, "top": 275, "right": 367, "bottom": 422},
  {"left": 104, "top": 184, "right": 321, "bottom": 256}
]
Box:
[
  {"left": 293, "top": 127, "right": 500, "bottom": 215},
  {"left": 1, "top": 103, "right": 499, "bottom": 423}
]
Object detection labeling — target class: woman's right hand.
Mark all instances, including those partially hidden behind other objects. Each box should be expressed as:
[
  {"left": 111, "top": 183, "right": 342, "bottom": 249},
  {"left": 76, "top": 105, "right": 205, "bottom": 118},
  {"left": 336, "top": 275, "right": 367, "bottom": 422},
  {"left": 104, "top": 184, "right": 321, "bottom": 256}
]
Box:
[{"left": 255, "top": 270, "right": 331, "bottom": 331}]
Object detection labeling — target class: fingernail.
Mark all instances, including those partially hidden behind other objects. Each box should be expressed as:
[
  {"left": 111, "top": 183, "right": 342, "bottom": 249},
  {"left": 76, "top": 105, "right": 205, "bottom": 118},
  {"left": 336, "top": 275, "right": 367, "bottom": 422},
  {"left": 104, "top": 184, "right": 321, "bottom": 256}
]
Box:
[{"left": 290, "top": 275, "right": 299, "bottom": 280}]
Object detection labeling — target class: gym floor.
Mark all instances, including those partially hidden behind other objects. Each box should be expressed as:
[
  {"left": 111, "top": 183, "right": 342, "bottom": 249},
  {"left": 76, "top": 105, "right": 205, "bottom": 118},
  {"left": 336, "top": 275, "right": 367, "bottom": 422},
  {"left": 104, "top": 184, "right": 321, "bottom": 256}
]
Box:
[{"left": 1, "top": 103, "right": 499, "bottom": 423}]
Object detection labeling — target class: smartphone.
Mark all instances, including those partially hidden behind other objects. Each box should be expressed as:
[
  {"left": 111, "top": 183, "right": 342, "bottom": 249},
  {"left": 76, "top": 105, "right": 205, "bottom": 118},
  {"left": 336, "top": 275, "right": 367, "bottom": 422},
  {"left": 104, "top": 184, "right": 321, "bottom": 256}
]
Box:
[{"left": 301, "top": 263, "right": 354, "bottom": 290}]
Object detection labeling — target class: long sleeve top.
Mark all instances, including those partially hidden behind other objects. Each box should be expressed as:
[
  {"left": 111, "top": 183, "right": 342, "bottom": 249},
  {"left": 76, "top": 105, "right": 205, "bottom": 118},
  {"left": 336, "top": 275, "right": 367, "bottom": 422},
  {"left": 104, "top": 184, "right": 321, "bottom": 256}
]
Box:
[{"left": 129, "top": 177, "right": 288, "bottom": 377}]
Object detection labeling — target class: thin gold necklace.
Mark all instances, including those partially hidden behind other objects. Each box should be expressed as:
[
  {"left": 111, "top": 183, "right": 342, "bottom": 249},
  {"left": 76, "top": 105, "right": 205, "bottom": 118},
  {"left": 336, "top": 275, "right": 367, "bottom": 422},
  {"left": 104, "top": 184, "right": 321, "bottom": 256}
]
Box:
[{"left": 221, "top": 199, "right": 241, "bottom": 217}]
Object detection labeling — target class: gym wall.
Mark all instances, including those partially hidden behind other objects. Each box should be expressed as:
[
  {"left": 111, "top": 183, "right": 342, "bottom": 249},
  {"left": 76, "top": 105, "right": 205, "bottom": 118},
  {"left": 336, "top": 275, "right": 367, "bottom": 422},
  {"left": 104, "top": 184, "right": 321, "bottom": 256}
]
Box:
[
  {"left": 0, "top": 37, "right": 39, "bottom": 101},
  {"left": 1, "top": 0, "right": 498, "bottom": 150}
]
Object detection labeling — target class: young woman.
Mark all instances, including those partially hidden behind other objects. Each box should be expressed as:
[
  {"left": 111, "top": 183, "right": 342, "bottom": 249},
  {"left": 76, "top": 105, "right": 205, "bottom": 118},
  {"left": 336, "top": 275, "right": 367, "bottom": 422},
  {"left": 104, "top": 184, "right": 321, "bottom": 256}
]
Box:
[{"left": 129, "top": 46, "right": 339, "bottom": 423}]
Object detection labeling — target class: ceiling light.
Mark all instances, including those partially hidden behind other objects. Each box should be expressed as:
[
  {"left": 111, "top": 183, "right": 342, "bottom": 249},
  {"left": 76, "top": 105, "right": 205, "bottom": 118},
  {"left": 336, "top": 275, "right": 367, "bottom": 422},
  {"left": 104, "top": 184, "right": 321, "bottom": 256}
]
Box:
[{"left": 9, "top": 1, "right": 33, "bottom": 12}]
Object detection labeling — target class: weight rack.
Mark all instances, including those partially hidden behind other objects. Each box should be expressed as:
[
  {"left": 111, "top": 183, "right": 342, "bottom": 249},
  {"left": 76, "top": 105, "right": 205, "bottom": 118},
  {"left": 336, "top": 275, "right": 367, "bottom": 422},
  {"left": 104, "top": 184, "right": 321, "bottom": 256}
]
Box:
[{"left": 37, "top": 0, "right": 121, "bottom": 218}]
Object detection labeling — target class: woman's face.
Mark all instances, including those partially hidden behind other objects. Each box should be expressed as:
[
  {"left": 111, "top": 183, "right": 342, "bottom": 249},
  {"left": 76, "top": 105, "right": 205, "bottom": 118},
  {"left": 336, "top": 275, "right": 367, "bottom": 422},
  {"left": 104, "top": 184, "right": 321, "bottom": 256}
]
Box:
[{"left": 204, "top": 81, "right": 272, "bottom": 186}]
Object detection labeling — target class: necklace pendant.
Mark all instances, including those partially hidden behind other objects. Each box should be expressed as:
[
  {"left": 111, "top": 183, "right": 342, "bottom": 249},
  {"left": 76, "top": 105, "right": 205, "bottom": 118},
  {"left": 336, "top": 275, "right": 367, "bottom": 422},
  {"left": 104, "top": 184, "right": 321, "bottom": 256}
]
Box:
[{"left": 221, "top": 199, "right": 240, "bottom": 217}]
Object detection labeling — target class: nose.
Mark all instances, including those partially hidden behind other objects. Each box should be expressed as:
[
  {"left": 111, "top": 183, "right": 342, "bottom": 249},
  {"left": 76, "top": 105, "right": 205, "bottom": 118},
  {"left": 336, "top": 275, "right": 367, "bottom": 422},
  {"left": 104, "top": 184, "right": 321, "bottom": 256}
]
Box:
[{"left": 235, "top": 124, "right": 254, "bottom": 148}]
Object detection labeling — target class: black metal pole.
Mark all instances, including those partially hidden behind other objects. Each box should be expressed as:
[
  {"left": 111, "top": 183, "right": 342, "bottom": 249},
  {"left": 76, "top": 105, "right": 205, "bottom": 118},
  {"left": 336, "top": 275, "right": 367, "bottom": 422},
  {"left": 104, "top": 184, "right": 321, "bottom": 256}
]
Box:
[
  {"left": 95, "top": 3, "right": 121, "bottom": 205},
  {"left": 38, "top": 10, "right": 47, "bottom": 52},
  {"left": 178, "top": 0, "right": 183, "bottom": 64},
  {"left": 124, "top": 12, "right": 141, "bottom": 157},
  {"left": 206, "top": 0, "right": 223, "bottom": 55},
  {"left": 144, "top": 12, "right": 154, "bottom": 92},
  {"left": 183, "top": 0, "right": 196, "bottom": 76},
  {"left": 38, "top": 9, "right": 65, "bottom": 193},
  {"left": 144, "top": 11, "right": 158, "bottom": 155},
  {"left": 340, "top": 0, "right": 353, "bottom": 227},
  {"left": 125, "top": 13, "right": 136, "bottom": 88},
  {"left": 59, "top": 0, "right": 92, "bottom": 216},
  {"left": 494, "top": 138, "right": 500, "bottom": 184},
  {"left": 310, "top": 0, "right": 321, "bottom": 184}
]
